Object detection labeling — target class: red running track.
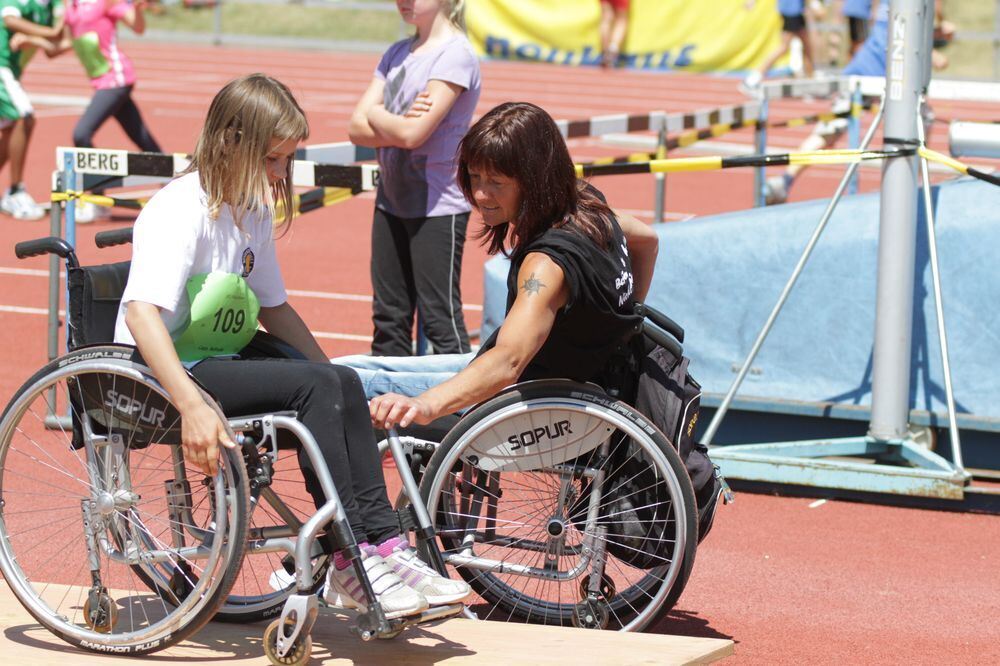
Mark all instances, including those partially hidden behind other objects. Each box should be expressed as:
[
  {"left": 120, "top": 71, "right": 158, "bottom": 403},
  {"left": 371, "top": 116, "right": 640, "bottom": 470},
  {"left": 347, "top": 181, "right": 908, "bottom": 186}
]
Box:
[{"left": 0, "top": 41, "right": 998, "bottom": 664}]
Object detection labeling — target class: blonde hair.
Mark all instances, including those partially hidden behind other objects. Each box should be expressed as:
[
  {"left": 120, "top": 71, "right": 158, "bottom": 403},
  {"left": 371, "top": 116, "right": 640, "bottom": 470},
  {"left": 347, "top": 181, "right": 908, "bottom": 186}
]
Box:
[
  {"left": 445, "top": 0, "right": 466, "bottom": 30},
  {"left": 186, "top": 73, "right": 309, "bottom": 231}
]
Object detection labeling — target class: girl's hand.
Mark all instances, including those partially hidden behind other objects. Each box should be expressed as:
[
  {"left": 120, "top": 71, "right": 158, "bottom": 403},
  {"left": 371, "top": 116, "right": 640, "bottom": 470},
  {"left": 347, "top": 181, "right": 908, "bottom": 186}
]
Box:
[
  {"left": 370, "top": 393, "right": 435, "bottom": 430},
  {"left": 405, "top": 91, "right": 433, "bottom": 118},
  {"left": 180, "top": 398, "right": 236, "bottom": 477},
  {"left": 9, "top": 33, "right": 27, "bottom": 50}
]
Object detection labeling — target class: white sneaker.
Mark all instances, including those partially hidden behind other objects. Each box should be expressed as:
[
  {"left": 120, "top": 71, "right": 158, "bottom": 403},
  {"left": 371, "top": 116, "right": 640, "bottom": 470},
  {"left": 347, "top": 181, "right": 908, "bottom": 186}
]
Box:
[
  {"left": 0, "top": 189, "right": 44, "bottom": 220},
  {"left": 74, "top": 201, "right": 111, "bottom": 224},
  {"left": 371, "top": 538, "right": 471, "bottom": 606},
  {"left": 764, "top": 175, "right": 789, "bottom": 205},
  {"left": 323, "top": 552, "right": 428, "bottom": 619},
  {"left": 268, "top": 567, "right": 296, "bottom": 592}
]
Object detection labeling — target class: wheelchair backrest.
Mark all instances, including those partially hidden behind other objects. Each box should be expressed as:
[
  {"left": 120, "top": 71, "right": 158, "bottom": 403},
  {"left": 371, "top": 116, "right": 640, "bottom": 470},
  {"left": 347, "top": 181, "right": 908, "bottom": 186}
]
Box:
[{"left": 68, "top": 261, "right": 131, "bottom": 350}]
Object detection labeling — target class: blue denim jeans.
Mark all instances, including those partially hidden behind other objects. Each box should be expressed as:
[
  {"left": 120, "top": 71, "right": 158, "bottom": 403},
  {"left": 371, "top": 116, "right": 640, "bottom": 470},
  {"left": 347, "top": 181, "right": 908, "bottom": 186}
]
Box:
[{"left": 333, "top": 353, "right": 474, "bottom": 400}]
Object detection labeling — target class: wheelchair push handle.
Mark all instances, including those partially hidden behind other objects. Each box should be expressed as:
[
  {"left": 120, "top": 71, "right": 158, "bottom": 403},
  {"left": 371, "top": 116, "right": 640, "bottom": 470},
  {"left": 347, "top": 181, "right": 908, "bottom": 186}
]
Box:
[
  {"left": 14, "top": 236, "right": 79, "bottom": 268},
  {"left": 95, "top": 227, "right": 134, "bottom": 249},
  {"left": 642, "top": 319, "right": 684, "bottom": 359},
  {"left": 634, "top": 302, "right": 684, "bottom": 344}
]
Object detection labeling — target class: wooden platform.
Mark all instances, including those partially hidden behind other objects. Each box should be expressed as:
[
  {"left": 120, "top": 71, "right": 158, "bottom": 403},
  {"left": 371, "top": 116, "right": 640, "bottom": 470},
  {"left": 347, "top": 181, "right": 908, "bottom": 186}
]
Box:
[{"left": 0, "top": 582, "right": 732, "bottom": 665}]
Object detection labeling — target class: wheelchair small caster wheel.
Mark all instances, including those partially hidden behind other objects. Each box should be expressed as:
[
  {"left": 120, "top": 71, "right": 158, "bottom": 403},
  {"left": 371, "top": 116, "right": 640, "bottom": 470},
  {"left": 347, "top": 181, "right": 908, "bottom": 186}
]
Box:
[
  {"left": 83, "top": 589, "right": 117, "bottom": 633},
  {"left": 579, "top": 574, "right": 616, "bottom": 600},
  {"left": 263, "top": 618, "right": 312, "bottom": 666},
  {"left": 378, "top": 626, "right": 404, "bottom": 640},
  {"left": 572, "top": 597, "right": 609, "bottom": 630}
]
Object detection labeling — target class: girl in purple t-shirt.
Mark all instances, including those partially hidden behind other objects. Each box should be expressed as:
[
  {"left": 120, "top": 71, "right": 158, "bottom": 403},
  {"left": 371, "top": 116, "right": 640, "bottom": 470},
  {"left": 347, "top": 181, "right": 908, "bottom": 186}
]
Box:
[
  {"left": 56, "top": 0, "right": 161, "bottom": 221},
  {"left": 349, "top": 0, "right": 481, "bottom": 357}
]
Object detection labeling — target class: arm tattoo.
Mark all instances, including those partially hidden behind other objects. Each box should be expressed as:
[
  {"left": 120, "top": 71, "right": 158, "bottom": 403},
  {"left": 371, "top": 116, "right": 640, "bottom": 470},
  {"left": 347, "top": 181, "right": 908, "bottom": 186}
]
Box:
[{"left": 521, "top": 272, "right": 547, "bottom": 296}]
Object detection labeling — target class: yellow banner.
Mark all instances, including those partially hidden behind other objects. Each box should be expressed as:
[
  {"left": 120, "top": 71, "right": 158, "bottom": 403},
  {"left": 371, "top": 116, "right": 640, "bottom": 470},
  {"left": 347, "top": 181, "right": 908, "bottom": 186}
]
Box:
[{"left": 466, "top": 0, "right": 782, "bottom": 72}]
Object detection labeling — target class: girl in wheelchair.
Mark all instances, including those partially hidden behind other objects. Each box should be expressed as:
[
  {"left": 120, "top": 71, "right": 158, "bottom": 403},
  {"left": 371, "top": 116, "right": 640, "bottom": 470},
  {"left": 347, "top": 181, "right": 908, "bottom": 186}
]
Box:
[
  {"left": 341, "top": 101, "right": 660, "bottom": 425},
  {"left": 114, "top": 73, "right": 469, "bottom": 619}
]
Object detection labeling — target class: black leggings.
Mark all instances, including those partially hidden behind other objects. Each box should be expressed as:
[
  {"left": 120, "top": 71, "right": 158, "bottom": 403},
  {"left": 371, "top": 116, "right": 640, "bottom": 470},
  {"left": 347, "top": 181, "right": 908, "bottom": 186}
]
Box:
[
  {"left": 73, "top": 85, "right": 161, "bottom": 152},
  {"left": 370, "top": 208, "right": 470, "bottom": 356},
  {"left": 190, "top": 357, "right": 398, "bottom": 547}
]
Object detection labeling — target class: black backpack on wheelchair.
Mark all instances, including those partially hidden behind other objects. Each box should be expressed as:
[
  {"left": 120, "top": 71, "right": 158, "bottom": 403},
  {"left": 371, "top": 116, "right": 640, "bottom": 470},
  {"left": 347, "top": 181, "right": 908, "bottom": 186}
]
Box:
[{"left": 577, "top": 305, "right": 723, "bottom": 571}]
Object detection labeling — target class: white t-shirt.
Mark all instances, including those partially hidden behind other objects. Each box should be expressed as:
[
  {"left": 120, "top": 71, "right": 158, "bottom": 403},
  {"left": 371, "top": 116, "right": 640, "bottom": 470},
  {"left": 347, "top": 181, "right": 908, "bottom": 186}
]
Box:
[{"left": 114, "top": 171, "right": 287, "bottom": 348}]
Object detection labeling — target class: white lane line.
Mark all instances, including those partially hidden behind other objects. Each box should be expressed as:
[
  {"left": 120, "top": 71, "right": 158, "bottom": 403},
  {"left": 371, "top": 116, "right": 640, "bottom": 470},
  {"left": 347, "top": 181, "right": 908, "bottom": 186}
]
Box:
[
  {"left": 0, "top": 267, "right": 484, "bottom": 311},
  {"left": 0, "top": 305, "right": 64, "bottom": 316},
  {"left": 313, "top": 331, "right": 373, "bottom": 342},
  {"left": 0, "top": 266, "right": 54, "bottom": 277},
  {"left": 287, "top": 288, "right": 483, "bottom": 311},
  {"left": 808, "top": 499, "right": 828, "bottom": 509}
]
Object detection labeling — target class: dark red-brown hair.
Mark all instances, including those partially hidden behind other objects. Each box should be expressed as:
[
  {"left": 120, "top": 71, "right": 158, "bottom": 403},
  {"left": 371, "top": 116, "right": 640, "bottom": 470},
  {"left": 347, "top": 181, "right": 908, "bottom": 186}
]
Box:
[{"left": 457, "top": 102, "right": 613, "bottom": 256}]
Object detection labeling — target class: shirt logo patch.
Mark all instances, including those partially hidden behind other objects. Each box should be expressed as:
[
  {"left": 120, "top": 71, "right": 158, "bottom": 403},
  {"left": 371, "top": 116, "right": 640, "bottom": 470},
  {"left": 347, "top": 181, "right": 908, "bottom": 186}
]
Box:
[{"left": 241, "top": 248, "right": 255, "bottom": 278}]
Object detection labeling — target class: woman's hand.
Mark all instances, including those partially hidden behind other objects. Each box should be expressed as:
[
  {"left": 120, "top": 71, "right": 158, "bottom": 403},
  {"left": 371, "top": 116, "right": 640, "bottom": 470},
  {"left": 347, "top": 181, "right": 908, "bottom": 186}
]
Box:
[
  {"left": 180, "top": 398, "right": 236, "bottom": 477},
  {"left": 369, "top": 393, "right": 436, "bottom": 430},
  {"left": 405, "top": 91, "right": 433, "bottom": 118},
  {"left": 9, "top": 33, "right": 27, "bottom": 50}
]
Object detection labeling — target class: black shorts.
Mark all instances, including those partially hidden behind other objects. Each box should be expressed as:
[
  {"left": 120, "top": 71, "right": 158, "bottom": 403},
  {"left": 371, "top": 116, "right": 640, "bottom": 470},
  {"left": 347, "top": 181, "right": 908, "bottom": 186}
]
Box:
[
  {"left": 848, "top": 16, "right": 869, "bottom": 44},
  {"left": 782, "top": 14, "right": 806, "bottom": 33}
]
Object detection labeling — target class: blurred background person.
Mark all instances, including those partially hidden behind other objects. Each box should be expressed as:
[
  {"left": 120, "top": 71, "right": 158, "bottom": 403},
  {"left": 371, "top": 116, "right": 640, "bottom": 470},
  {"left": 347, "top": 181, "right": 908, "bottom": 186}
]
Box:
[
  {"left": 56, "top": 0, "right": 163, "bottom": 223},
  {"left": 599, "top": 0, "right": 629, "bottom": 68},
  {"left": 743, "top": 0, "right": 817, "bottom": 91},
  {"left": 0, "top": 0, "right": 64, "bottom": 220},
  {"left": 842, "top": 0, "right": 871, "bottom": 56}
]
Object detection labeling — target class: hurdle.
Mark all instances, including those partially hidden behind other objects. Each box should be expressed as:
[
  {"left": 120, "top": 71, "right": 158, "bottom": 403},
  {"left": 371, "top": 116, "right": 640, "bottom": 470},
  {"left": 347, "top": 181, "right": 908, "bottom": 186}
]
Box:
[{"left": 553, "top": 102, "right": 761, "bottom": 222}]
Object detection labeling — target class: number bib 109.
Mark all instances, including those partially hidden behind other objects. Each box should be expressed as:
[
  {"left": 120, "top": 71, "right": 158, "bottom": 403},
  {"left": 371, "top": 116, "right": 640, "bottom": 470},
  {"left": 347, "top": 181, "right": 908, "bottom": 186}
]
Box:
[{"left": 172, "top": 272, "right": 260, "bottom": 362}]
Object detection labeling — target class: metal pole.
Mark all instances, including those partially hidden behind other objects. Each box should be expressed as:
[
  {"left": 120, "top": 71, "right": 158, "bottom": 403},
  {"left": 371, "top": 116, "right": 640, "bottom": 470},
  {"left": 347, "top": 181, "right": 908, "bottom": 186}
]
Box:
[
  {"left": 868, "top": 0, "right": 930, "bottom": 441},
  {"left": 44, "top": 172, "right": 63, "bottom": 418},
  {"left": 652, "top": 127, "right": 667, "bottom": 223},
  {"left": 847, "top": 82, "right": 862, "bottom": 194},
  {"left": 47, "top": 171, "right": 62, "bottom": 364},
  {"left": 702, "top": 100, "right": 887, "bottom": 446},
  {"left": 915, "top": 97, "right": 965, "bottom": 474},
  {"left": 753, "top": 98, "right": 768, "bottom": 207},
  {"left": 64, "top": 152, "right": 76, "bottom": 264}
]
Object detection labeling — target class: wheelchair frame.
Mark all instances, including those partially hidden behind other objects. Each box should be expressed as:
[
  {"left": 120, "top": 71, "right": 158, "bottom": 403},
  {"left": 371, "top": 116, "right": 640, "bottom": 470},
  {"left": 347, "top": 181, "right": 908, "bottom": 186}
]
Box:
[{"left": 1, "top": 233, "right": 701, "bottom": 664}]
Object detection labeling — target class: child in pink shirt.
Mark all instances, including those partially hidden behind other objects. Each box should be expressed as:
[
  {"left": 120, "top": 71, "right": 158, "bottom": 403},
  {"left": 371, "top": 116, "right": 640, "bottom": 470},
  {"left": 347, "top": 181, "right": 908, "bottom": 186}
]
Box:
[{"left": 59, "top": 0, "right": 160, "bottom": 221}]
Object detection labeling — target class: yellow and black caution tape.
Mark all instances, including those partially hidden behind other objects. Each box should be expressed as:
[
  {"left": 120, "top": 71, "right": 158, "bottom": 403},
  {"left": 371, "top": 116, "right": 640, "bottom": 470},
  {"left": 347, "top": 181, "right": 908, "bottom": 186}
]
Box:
[
  {"left": 576, "top": 147, "right": 915, "bottom": 178},
  {"left": 918, "top": 147, "right": 1000, "bottom": 187},
  {"left": 580, "top": 103, "right": 878, "bottom": 171},
  {"left": 53, "top": 185, "right": 358, "bottom": 221},
  {"left": 51, "top": 190, "right": 145, "bottom": 210}
]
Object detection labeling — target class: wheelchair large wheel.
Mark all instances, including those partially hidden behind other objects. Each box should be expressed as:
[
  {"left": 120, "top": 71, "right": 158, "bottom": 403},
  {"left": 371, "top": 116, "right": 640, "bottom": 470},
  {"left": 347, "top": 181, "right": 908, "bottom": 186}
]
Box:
[
  {"left": 419, "top": 380, "right": 697, "bottom": 632},
  {"left": 0, "top": 346, "right": 248, "bottom": 655},
  {"left": 211, "top": 441, "right": 328, "bottom": 623}
]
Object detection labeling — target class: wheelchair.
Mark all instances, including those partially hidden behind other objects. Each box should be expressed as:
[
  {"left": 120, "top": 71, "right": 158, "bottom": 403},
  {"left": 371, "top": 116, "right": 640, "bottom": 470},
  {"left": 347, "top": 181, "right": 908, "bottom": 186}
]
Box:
[{"left": 0, "top": 230, "right": 703, "bottom": 663}]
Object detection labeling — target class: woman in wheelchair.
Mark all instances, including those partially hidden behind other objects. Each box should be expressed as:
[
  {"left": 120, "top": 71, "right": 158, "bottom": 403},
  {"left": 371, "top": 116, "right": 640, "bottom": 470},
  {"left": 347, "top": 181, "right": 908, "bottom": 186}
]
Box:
[
  {"left": 115, "top": 73, "right": 469, "bottom": 619},
  {"left": 346, "top": 101, "right": 659, "bottom": 426}
]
